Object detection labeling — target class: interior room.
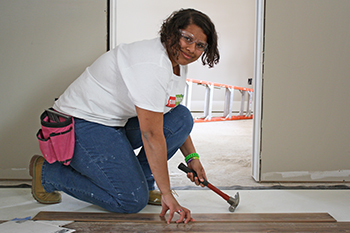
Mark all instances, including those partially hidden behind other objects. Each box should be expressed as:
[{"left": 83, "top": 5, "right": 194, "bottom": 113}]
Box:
[{"left": 1, "top": 0, "right": 349, "bottom": 232}]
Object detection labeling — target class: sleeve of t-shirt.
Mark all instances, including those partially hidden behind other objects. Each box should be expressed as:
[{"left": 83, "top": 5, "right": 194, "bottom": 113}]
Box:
[{"left": 120, "top": 62, "right": 171, "bottom": 113}]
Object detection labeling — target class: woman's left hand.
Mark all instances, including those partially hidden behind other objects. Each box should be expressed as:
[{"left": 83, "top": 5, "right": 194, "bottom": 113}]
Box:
[
  {"left": 187, "top": 159, "right": 207, "bottom": 187},
  {"left": 159, "top": 192, "right": 194, "bottom": 224}
]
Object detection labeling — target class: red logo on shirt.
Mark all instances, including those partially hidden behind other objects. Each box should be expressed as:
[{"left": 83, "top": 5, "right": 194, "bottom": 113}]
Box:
[{"left": 166, "top": 96, "right": 176, "bottom": 108}]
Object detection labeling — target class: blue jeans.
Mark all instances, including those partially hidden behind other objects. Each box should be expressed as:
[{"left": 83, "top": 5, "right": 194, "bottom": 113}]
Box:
[{"left": 41, "top": 105, "right": 193, "bottom": 213}]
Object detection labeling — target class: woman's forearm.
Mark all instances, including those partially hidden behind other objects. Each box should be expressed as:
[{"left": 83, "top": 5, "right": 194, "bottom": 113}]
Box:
[
  {"left": 135, "top": 106, "right": 172, "bottom": 194},
  {"left": 141, "top": 131, "right": 171, "bottom": 194},
  {"left": 180, "top": 135, "right": 196, "bottom": 156}
]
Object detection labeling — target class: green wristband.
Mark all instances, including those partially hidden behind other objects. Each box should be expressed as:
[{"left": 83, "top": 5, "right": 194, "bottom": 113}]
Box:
[{"left": 185, "top": 153, "right": 199, "bottom": 163}]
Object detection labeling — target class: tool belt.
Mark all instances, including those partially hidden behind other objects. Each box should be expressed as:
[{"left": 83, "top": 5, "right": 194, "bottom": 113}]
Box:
[{"left": 36, "top": 108, "right": 75, "bottom": 165}]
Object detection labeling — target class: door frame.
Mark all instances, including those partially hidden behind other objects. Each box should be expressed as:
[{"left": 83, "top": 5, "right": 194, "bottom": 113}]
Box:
[
  {"left": 108, "top": 0, "right": 265, "bottom": 182},
  {"left": 251, "top": 0, "right": 265, "bottom": 181}
]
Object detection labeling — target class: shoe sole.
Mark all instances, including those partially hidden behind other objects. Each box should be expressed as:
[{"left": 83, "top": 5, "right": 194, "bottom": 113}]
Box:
[
  {"left": 29, "top": 155, "right": 40, "bottom": 177},
  {"left": 29, "top": 155, "right": 61, "bottom": 204},
  {"left": 147, "top": 201, "right": 161, "bottom": 206}
]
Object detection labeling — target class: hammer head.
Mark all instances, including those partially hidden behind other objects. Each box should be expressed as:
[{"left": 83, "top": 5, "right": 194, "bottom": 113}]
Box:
[{"left": 227, "top": 192, "right": 240, "bottom": 212}]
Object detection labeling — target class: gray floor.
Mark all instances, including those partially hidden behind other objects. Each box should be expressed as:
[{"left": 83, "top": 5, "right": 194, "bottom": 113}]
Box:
[
  {"left": 169, "top": 119, "right": 255, "bottom": 188},
  {"left": 1, "top": 119, "right": 350, "bottom": 229}
]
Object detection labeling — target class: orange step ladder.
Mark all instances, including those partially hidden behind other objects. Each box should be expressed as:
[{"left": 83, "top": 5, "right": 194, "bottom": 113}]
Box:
[{"left": 183, "top": 79, "right": 253, "bottom": 122}]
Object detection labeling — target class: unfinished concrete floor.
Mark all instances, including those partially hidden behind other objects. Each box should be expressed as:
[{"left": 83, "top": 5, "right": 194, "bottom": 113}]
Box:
[{"left": 168, "top": 119, "right": 254, "bottom": 188}]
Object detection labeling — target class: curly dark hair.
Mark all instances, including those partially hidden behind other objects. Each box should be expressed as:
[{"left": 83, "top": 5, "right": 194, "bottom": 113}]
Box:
[{"left": 160, "top": 8, "right": 220, "bottom": 68}]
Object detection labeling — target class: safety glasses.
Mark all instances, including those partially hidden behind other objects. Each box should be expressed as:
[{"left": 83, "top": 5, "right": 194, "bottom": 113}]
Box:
[{"left": 179, "top": 30, "right": 208, "bottom": 51}]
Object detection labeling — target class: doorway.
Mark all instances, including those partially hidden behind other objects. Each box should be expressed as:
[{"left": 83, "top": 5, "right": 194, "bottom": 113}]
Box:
[{"left": 109, "top": 0, "right": 262, "bottom": 185}]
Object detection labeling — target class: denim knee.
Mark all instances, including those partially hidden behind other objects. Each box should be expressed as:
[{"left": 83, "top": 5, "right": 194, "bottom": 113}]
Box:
[
  {"left": 183, "top": 105, "right": 194, "bottom": 128},
  {"left": 174, "top": 105, "right": 194, "bottom": 134},
  {"left": 123, "top": 196, "right": 148, "bottom": 214},
  {"left": 107, "top": 188, "right": 149, "bottom": 214}
]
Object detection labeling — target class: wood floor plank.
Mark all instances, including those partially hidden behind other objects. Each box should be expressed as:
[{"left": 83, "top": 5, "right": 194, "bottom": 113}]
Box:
[
  {"left": 32, "top": 211, "right": 336, "bottom": 223},
  {"left": 64, "top": 221, "right": 350, "bottom": 232}
]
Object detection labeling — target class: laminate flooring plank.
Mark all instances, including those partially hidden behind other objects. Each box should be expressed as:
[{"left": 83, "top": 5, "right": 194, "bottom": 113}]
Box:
[
  {"left": 33, "top": 211, "right": 336, "bottom": 223},
  {"left": 33, "top": 212, "right": 166, "bottom": 222},
  {"left": 64, "top": 222, "right": 350, "bottom": 233}
]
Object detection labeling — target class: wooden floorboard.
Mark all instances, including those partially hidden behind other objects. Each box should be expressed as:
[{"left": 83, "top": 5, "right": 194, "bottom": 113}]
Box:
[
  {"left": 33, "top": 211, "right": 336, "bottom": 223},
  {"left": 65, "top": 221, "right": 350, "bottom": 232},
  {"left": 32, "top": 211, "right": 350, "bottom": 232}
]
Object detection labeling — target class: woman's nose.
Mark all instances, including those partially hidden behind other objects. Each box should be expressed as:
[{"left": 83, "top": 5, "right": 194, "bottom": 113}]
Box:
[{"left": 186, "top": 43, "right": 196, "bottom": 53}]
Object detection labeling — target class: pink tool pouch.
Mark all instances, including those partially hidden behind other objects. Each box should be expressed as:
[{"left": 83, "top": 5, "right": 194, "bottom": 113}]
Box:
[{"left": 36, "top": 109, "right": 75, "bottom": 165}]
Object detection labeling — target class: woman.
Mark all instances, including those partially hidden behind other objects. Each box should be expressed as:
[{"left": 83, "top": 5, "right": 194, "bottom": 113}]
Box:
[{"left": 30, "top": 8, "right": 219, "bottom": 224}]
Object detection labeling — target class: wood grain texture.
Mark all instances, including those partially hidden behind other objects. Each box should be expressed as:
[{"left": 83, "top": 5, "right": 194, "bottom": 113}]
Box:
[
  {"left": 64, "top": 221, "right": 350, "bottom": 232},
  {"left": 31, "top": 212, "right": 350, "bottom": 232},
  {"left": 33, "top": 211, "right": 336, "bottom": 223}
]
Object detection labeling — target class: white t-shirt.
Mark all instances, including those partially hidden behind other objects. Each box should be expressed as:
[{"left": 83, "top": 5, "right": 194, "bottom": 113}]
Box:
[{"left": 53, "top": 38, "right": 187, "bottom": 127}]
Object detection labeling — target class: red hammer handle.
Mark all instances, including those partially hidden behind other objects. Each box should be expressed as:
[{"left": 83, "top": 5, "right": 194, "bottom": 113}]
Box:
[
  {"left": 207, "top": 183, "right": 230, "bottom": 201},
  {"left": 178, "top": 163, "right": 230, "bottom": 201}
]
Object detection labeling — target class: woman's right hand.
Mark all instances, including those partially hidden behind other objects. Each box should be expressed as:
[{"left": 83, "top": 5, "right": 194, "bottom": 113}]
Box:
[
  {"left": 159, "top": 192, "right": 194, "bottom": 224},
  {"left": 187, "top": 159, "right": 207, "bottom": 187}
]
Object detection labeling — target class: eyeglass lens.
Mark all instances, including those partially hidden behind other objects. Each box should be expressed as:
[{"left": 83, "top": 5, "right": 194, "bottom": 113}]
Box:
[{"left": 180, "top": 30, "right": 207, "bottom": 51}]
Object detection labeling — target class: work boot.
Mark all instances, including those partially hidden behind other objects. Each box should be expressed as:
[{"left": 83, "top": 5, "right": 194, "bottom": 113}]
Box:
[
  {"left": 29, "top": 155, "right": 61, "bottom": 204},
  {"left": 148, "top": 190, "right": 161, "bottom": 206}
]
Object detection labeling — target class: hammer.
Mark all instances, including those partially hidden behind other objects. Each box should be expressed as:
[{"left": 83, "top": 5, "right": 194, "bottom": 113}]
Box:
[{"left": 178, "top": 163, "right": 240, "bottom": 212}]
